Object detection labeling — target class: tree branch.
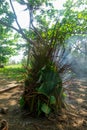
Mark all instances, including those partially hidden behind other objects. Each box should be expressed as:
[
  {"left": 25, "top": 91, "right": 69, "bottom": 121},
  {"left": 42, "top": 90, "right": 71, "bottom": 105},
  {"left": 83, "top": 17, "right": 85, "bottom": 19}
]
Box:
[
  {"left": 0, "top": 19, "right": 35, "bottom": 44},
  {"left": 9, "top": 0, "right": 23, "bottom": 32},
  {"left": 26, "top": 2, "right": 44, "bottom": 42},
  {"left": 31, "top": 23, "right": 44, "bottom": 42},
  {"left": 0, "top": 20, "right": 19, "bottom": 33},
  {"left": 9, "top": 0, "right": 35, "bottom": 44}
]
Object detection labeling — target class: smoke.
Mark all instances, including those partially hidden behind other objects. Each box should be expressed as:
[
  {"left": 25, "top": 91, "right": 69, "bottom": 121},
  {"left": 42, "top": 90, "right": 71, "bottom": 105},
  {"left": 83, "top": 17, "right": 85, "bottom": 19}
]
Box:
[
  {"left": 53, "top": 35, "right": 87, "bottom": 82},
  {"left": 53, "top": 44, "right": 73, "bottom": 83},
  {"left": 66, "top": 35, "right": 87, "bottom": 78}
]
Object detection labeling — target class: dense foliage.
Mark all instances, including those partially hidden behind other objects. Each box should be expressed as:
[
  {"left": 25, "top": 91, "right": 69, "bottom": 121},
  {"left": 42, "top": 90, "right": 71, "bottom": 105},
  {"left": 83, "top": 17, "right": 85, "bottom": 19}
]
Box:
[
  {"left": 0, "top": 29, "right": 19, "bottom": 65},
  {"left": 0, "top": 1, "right": 18, "bottom": 65},
  {"left": 0, "top": 64, "right": 25, "bottom": 81}
]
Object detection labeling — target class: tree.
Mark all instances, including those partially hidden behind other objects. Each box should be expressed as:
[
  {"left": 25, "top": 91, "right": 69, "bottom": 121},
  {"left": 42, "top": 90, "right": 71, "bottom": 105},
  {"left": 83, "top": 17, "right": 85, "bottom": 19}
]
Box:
[
  {"left": 0, "top": 0, "right": 87, "bottom": 116},
  {"left": 0, "top": 26, "right": 19, "bottom": 65},
  {"left": 0, "top": 0, "right": 20, "bottom": 65}
]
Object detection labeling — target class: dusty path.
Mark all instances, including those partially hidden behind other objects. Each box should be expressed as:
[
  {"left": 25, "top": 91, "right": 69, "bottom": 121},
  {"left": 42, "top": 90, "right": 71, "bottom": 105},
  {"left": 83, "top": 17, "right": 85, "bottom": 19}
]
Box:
[
  {"left": 67, "top": 78, "right": 87, "bottom": 124},
  {"left": 0, "top": 77, "right": 87, "bottom": 130},
  {"left": 0, "top": 76, "right": 19, "bottom": 93}
]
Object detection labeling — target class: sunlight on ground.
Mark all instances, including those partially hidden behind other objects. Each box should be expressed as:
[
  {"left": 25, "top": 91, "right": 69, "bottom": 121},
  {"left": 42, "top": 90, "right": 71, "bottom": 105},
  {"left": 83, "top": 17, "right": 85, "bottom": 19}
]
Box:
[
  {"left": 76, "top": 98, "right": 85, "bottom": 103},
  {"left": 9, "top": 100, "right": 17, "bottom": 106},
  {"left": 79, "top": 88, "right": 85, "bottom": 92},
  {"left": 0, "top": 94, "right": 11, "bottom": 99}
]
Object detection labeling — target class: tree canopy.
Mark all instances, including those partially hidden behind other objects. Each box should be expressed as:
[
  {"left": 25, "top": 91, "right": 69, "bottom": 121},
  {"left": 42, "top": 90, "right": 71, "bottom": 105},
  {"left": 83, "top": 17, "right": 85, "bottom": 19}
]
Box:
[
  {"left": 0, "top": 0, "right": 87, "bottom": 58},
  {"left": 0, "top": 24, "right": 19, "bottom": 65}
]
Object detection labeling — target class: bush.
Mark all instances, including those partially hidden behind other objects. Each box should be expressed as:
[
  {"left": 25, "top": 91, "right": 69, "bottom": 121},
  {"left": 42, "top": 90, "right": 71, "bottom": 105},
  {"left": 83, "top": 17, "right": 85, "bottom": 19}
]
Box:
[{"left": 20, "top": 43, "right": 70, "bottom": 117}]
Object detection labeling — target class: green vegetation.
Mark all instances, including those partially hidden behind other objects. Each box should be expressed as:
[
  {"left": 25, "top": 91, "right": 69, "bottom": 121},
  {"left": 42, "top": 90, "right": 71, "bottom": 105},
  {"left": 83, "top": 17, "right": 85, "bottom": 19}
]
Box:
[
  {"left": 0, "top": 0, "right": 87, "bottom": 117},
  {"left": 0, "top": 22, "right": 19, "bottom": 65},
  {"left": 20, "top": 43, "right": 68, "bottom": 116},
  {"left": 0, "top": 64, "right": 26, "bottom": 81}
]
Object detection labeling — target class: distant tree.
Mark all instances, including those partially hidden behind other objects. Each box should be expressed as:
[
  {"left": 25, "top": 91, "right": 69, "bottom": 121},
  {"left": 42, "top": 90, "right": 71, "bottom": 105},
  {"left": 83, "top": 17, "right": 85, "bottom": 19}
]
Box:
[
  {"left": 0, "top": 27, "right": 20, "bottom": 65},
  {"left": 0, "top": 1, "right": 20, "bottom": 65}
]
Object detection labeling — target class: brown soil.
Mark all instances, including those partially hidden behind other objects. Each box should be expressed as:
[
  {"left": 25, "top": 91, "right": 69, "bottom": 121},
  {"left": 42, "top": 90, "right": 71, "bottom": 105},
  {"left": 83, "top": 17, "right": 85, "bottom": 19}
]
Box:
[{"left": 0, "top": 77, "right": 87, "bottom": 130}]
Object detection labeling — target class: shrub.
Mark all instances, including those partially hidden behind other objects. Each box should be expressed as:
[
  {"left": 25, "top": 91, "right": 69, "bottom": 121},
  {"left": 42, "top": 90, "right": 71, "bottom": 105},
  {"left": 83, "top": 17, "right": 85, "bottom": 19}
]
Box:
[{"left": 20, "top": 42, "right": 70, "bottom": 117}]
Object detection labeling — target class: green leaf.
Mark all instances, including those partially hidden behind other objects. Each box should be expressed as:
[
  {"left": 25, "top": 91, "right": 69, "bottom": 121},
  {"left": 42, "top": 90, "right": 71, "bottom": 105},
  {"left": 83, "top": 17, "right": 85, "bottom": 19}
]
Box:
[
  {"left": 50, "top": 96, "right": 56, "bottom": 105},
  {"left": 19, "top": 97, "right": 25, "bottom": 108},
  {"left": 16, "top": 0, "right": 26, "bottom": 5},
  {"left": 37, "top": 74, "right": 42, "bottom": 83},
  {"left": 37, "top": 83, "right": 45, "bottom": 93},
  {"left": 62, "top": 92, "right": 67, "bottom": 100},
  {"left": 41, "top": 103, "right": 51, "bottom": 114}
]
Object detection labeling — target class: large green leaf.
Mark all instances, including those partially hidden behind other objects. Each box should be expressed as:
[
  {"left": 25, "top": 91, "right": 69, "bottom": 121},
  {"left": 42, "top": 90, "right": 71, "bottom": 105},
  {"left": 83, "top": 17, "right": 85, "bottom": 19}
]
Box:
[
  {"left": 41, "top": 103, "right": 51, "bottom": 114},
  {"left": 37, "top": 83, "right": 46, "bottom": 94},
  {"left": 37, "top": 65, "right": 61, "bottom": 95},
  {"left": 62, "top": 92, "right": 67, "bottom": 100},
  {"left": 50, "top": 96, "right": 56, "bottom": 105}
]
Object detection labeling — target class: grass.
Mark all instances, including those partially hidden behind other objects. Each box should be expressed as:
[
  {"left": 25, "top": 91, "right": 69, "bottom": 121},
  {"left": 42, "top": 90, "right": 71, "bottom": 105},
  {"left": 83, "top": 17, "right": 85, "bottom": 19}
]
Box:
[{"left": 0, "top": 64, "right": 26, "bottom": 82}]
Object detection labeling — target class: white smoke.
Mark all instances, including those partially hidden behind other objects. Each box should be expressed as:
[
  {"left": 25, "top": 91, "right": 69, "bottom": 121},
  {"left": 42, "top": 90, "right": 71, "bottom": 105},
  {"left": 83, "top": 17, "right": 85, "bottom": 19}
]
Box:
[{"left": 66, "top": 35, "right": 87, "bottom": 77}]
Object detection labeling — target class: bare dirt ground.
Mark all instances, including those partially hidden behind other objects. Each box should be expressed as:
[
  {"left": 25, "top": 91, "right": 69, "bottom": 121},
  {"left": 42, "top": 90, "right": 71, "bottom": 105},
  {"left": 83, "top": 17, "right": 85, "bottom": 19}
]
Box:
[{"left": 0, "top": 77, "right": 87, "bottom": 130}]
